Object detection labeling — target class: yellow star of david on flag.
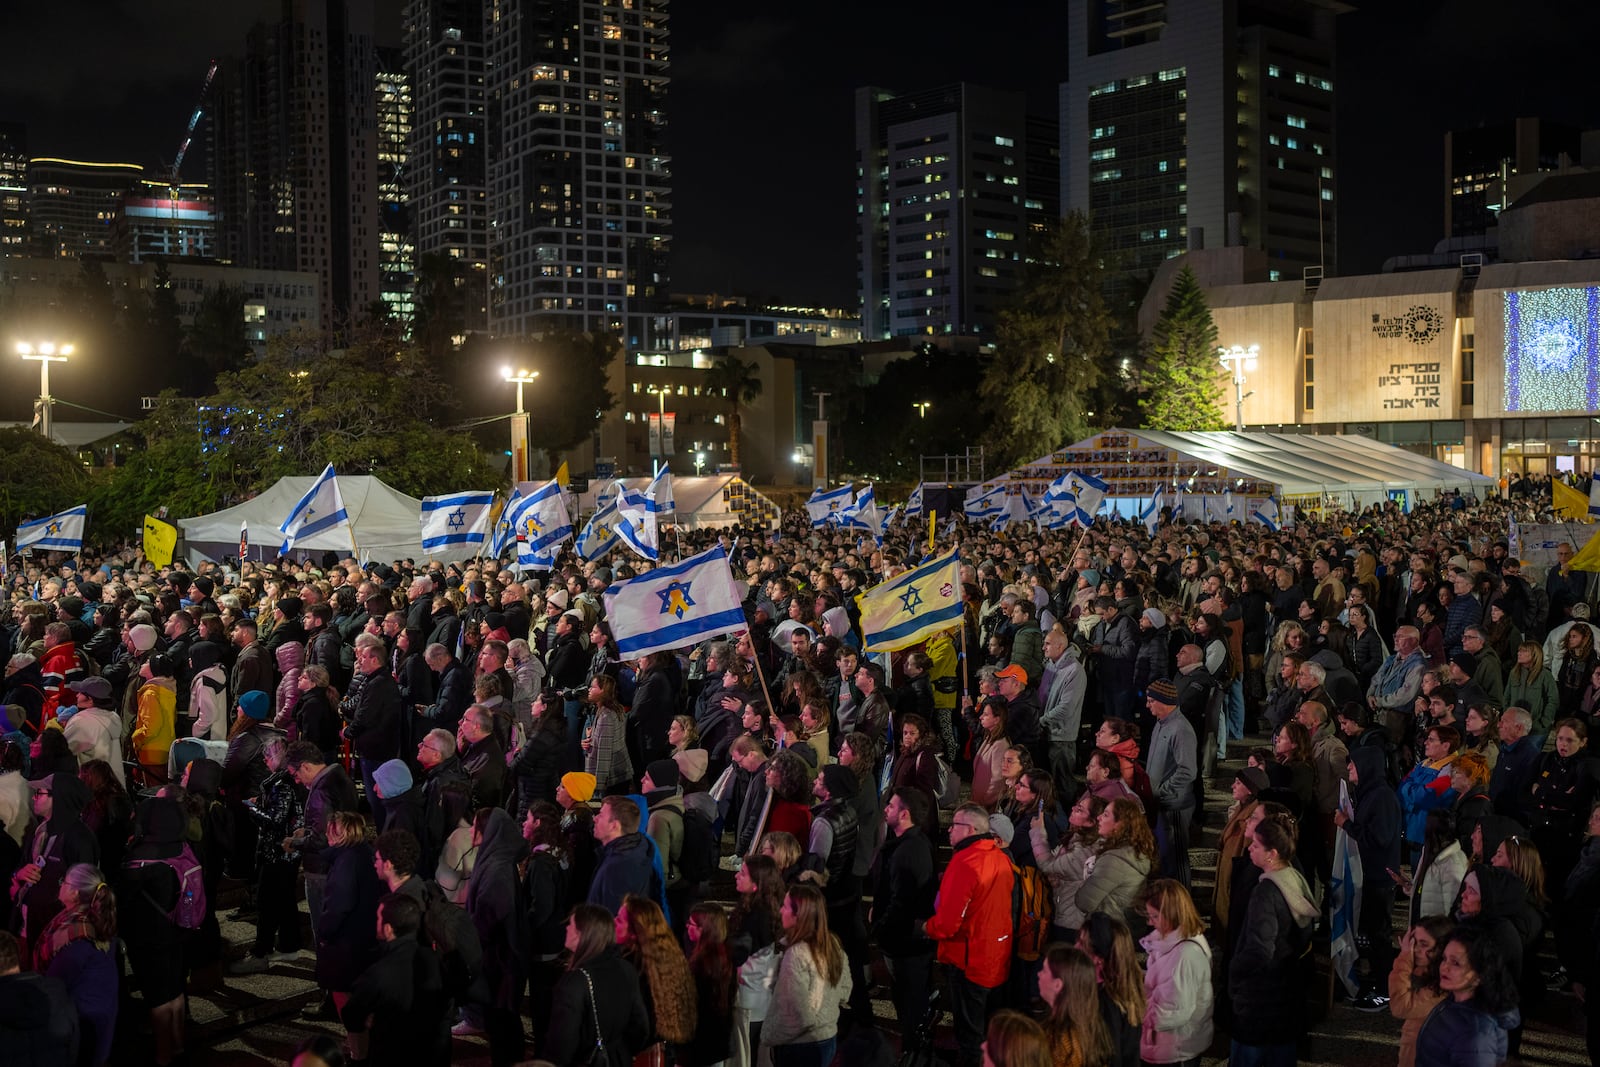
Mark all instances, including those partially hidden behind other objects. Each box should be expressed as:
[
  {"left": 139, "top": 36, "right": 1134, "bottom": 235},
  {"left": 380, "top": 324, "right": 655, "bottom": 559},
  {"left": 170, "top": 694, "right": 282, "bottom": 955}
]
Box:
[{"left": 856, "top": 547, "right": 964, "bottom": 652}]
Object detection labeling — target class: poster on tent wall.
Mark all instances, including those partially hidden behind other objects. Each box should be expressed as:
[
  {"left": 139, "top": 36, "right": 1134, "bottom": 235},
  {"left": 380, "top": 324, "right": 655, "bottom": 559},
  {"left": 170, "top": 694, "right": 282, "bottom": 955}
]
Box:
[{"left": 985, "top": 431, "right": 1277, "bottom": 501}]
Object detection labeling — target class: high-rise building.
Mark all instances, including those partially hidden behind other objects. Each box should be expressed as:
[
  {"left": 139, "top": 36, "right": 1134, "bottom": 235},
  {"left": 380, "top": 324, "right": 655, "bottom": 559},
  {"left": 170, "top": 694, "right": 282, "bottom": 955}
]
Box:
[
  {"left": 25, "top": 158, "right": 145, "bottom": 259},
  {"left": 1060, "top": 0, "right": 1345, "bottom": 281},
  {"left": 116, "top": 179, "right": 217, "bottom": 262},
  {"left": 1444, "top": 118, "right": 1582, "bottom": 239},
  {"left": 0, "top": 123, "right": 26, "bottom": 251},
  {"left": 403, "top": 0, "right": 490, "bottom": 331},
  {"left": 483, "top": 0, "right": 671, "bottom": 347},
  {"left": 210, "top": 0, "right": 379, "bottom": 331},
  {"left": 855, "top": 84, "right": 1060, "bottom": 341},
  {"left": 376, "top": 48, "right": 416, "bottom": 324}
]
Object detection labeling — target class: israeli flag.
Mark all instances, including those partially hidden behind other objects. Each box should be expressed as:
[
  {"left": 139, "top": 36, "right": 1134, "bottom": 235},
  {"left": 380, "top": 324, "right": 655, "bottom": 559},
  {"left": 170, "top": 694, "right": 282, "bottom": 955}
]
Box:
[
  {"left": 506, "top": 479, "right": 573, "bottom": 566},
  {"left": 420, "top": 491, "right": 494, "bottom": 554},
  {"left": 1589, "top": 477, "right": 1600, "bottom": 519},
  {"left": 905, "top": 483, "right": 924, "bottom": 519},
  {"left": 805, "top": 484, "right": 854, "bottom": 528},
  {"left": 963, "top": 485, "right": 1006, "bottom": 521},
  {"left": 645, "top": 467, "right": 675, "bottom": 514},
  {"left": 16, "top": 504, "right": 88, "bottom": 553},
  {"left": 1141, "top": 485, "right": 1165, "bottom": 535},
  {"left": 843, "top": 484, "right": 883, "bottom": 543},
  {"left": 603, "top": 545, "right": 747, "bottom": 660},
  {"left": 278, "top": 464, "right": 349, "bottom": 555},
  {"left": 616, "top": 482, "right": 660, "bottom": 561},
  {"left": 1068, "top": 471, "right": 1108, "bottom": 523},
  {"left": 1224, "top": 488, "right": 1238, "bottom": 523},
  {"left": 884, "top": 505, "right": 902, "bottom": 529},
  {"left": 490, "top": 488, "right": 522, "bottom": 558},
  {"left": 577, "top": 492, "right": 624, "bottom": 559},
  {"left": 1249, "top": 495, "right": 1280, "bottom": 532}
]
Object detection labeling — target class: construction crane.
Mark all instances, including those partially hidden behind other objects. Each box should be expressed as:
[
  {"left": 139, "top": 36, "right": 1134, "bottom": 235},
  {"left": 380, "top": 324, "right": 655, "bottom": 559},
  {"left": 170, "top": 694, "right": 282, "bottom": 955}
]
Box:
[{"left": 167, "top": 59, "right": 219, "bottom": 221}]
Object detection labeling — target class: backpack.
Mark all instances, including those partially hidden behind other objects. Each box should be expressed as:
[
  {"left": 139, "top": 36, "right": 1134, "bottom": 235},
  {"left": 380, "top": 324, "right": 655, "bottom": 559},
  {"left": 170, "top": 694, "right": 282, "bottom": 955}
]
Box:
[
  {"left": 933, "top": 754, "right": 961, "bottom": 812},
  {"left": 678, "top": 806, "right": 720, "bottom": 885},
  {"left": 422, "top": 882, "right": 483, "bottom": 1001},
  {"left": 129, "top": 842, "right": 207, "bottom": 929},
  {"left": 1009, "top": 859, "right": 1054, "bottom": 963}
]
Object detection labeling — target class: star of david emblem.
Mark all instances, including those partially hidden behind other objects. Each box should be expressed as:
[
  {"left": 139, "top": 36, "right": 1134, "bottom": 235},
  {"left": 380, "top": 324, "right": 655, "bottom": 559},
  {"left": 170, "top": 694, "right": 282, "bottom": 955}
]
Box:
[
  {"left": 447, "top": 508, "right": 466, "bottom": 529},
  {"left": 596, "top": 523, "right": 611, "bottom": 541},
  {"left": 898, "top": 583, "right": 924, "bottom": 613},
  {"left": 305, "top": 505, "right": 316, "bottom": 519},
  {"left": 523, "top": 515, "right": 545, "bottom": 537},
  {"left": 46, "top": 520, "right": 61, "bottom": 535},
  {"left": 828, "top": 500, "right": 842, "bottom": 512},
  {"left": 657, "top": 580, "right": 696, "bottom": 619}
]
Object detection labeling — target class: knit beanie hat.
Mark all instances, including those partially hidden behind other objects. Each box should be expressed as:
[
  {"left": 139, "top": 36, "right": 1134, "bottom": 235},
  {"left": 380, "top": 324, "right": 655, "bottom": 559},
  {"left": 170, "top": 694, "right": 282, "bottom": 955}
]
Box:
[
  {"left": 561, "top": 771, "right": 596, "bottom": 804},
  {"left": 238, "top": 691, "right": 272, "bottom": 721},
  {"left": 129, "top": 624, "right": 159, "bottom": 653},
  {"left": 372, "top": 758, "right": 413, "bottom": 798},
  {"left": 644, "top": 759, "right": 681, "bottom": 791}
]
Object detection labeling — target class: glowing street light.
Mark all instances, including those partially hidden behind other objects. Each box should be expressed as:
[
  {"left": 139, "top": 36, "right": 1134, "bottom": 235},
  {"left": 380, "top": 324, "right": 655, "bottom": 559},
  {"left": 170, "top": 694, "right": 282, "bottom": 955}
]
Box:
[
  {"left": 911, "top": 401, "right": 932, "bottom": 419},
  {"left": 1217, "top": 344, "right": 1259, "bottom": 432},
  {"left": 502, "top": 367, "right": 539, "bottom": 482},
  {"left": 17, "top": 341, "right": 73, "bottom": 442}
]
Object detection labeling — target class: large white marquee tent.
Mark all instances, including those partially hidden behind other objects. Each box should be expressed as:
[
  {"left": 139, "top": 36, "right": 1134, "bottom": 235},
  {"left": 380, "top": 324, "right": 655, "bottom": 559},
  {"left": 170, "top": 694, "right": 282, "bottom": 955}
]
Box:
[{"left": 179, "top": 475, "right": 428, "bottom": 564}]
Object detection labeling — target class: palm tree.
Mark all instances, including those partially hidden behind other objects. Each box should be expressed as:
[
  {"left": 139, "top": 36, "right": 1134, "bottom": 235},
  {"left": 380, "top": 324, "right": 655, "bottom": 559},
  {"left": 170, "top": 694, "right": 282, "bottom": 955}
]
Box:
[{"left": 702, "top": 355, "right": 762, "bottom": 470}]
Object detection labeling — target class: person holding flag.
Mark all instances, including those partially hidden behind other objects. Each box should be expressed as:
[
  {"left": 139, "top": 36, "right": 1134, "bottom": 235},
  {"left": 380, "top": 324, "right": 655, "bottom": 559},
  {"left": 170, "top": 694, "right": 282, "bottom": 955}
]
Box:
[{"left": 16, "top": 504, "right": 88, "bottom": 556}]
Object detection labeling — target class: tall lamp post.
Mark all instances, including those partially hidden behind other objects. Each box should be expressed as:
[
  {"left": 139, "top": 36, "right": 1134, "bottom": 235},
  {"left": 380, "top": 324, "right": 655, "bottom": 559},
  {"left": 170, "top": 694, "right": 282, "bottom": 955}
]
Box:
[
  {"left": 911, "top": 401, "right": 932, "bottom": 419},
  {"left": 502, "top": 367, "right": 539, "bottom": 483},
  {"left": 646, "top": 384, "right": 669, "bottom": 477},
  {"left": 1217, "top": 344, "right": 1259, "bottom": 432},
  {"left": 17, "top": 341, "right": 73, "bottom": 443}
]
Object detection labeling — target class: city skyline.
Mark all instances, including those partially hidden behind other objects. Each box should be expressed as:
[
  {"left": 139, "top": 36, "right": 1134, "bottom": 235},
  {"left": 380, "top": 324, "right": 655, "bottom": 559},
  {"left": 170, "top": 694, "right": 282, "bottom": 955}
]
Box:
[{"left": 3, "top": 1, "right": 1599, "bottom": 308}]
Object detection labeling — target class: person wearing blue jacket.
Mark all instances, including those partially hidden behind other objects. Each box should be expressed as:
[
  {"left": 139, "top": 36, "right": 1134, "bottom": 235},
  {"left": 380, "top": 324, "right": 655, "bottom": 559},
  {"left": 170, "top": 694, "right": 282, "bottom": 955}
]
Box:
[
  {"left": 1416, "top": 924, "right": 1520, "bottom": 1067},
  {"left": 586, "top": 795, "right": 667, "bottom": 920},
  {"left": 1399, "top": 725, "right": 1461, "bottom": 865},
  {"left": 1339, "top": 745, "right": 1403, "bottom": 1011}
]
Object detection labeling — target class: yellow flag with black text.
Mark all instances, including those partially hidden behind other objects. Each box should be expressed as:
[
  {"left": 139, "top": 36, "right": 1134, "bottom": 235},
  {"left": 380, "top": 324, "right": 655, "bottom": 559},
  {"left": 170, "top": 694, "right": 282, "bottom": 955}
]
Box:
[{"left": 143, "top": 515, "right": 178, "bottom": 567}]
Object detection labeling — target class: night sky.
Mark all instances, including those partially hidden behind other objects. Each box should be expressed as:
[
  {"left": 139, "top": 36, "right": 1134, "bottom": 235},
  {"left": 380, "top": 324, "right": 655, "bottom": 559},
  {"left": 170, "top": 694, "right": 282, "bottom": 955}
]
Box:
[{"left": 5, "top": 1, "right": 1600, "bottom": 309}]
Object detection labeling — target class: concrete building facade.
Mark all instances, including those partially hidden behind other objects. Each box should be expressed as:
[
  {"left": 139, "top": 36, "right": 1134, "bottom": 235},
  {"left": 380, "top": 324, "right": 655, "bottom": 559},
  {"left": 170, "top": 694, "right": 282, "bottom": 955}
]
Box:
[{"left": 24, "top": 158, "right": 145, "bottom": 260}]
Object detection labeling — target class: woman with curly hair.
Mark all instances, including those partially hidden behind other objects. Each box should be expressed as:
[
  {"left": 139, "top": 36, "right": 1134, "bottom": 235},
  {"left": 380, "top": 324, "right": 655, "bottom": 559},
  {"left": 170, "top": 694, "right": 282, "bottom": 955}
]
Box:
[
  {"left": 1414, "top": 924, "right": 1521, "bottom": 1067},
  {"left": 617, "top": 894, "right": 698, "bottom": 1064},
  {"left": 760, "top": 749, "right": 814, "bottom": 843},
  {"left": 1077, "top": 797, "right": 1156, "bottom": 929},
  {"left": 761, "top": 885, "right": 852, "bottom": 1066},
  {"left": 1037, "top": 944, "right": 1113, "bottom": 1067}
]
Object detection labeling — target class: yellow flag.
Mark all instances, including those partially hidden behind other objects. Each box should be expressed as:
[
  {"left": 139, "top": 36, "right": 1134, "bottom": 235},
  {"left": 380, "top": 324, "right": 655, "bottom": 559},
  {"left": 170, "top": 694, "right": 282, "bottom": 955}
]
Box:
[
  {"left": 143, "top": 515, "right": 178, "bottom": 567},
  {"left": 555, "top": 460, "right": 570, "bottom": 488},
  {"left": 928, "top": 511, "right": 937, "bottom": 552},
  {"left": 1571, "top": 529, "right": 1600, "bottom": 572},
  {"left": 1553, "top": 478, "right": 1590, "bottom": 522}
]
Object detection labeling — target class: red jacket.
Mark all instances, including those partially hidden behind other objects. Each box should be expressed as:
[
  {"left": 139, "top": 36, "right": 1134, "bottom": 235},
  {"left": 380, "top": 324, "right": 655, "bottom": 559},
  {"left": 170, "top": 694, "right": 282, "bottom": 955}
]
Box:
[
  {"left": 766, "top": 798, "right": 813, "bottom": 843},
  {"left": 38, "top": 640, "right": 80, "bottom": 723},
  {"left": 924, "top": 834, "right": 1014, "bottom": 988}
]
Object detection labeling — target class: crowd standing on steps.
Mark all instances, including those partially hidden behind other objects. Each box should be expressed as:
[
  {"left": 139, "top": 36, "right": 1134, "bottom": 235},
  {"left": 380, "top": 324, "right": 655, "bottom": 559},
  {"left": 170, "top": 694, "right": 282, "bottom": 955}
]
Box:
[{"left": 0, "top": 485, "right": 1596, "bottom": 1067}]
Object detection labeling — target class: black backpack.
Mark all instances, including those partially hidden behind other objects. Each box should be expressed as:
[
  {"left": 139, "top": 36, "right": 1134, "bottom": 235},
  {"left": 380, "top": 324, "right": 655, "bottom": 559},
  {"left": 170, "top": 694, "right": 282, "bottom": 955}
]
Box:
[
  {"left": 422, "top": 882, "right": 484, "bottom": 1004},
  {"left": 678, "top": 807, "right": 719, "bottom": 885}
]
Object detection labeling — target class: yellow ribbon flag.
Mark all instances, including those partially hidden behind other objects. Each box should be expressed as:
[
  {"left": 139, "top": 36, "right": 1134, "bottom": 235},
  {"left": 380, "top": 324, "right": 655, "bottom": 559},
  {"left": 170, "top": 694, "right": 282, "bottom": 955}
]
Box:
[
  {"left": 1553, "top": 479, "right": 1591, "bottom": 522},
  {"left": 143, "top": 515, "right": 178, "bottom": 567},
  {"left": 1570, "top": 529, "right": 1600, "bottom": 572},
  {"left": 554, "top": 460, "right": 570, "bottom": 488}
]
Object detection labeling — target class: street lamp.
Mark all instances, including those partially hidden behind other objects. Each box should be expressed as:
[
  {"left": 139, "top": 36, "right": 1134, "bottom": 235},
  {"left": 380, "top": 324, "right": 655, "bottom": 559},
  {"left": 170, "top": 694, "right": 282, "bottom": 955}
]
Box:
[
  {"left": 694, "top": 451, "right": 706, "bottom": 476},
  {"left": 1217, "top": 344, "right": 1259, "bottom": 432},
  {"left": 502, "top": 366, "right": 539, "bottom": 483},
  {"left": 911, "top": 401, "right": 932, "bottom": 419},
  {"left": 17, "top": 341, "right": 73, "bottom": 443}
]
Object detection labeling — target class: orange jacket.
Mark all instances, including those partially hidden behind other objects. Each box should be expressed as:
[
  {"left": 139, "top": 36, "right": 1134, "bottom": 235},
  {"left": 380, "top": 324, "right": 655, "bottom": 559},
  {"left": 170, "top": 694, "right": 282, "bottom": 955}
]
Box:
[{"left": 924, "top": 834, "right": 1015, "bottom": 988}]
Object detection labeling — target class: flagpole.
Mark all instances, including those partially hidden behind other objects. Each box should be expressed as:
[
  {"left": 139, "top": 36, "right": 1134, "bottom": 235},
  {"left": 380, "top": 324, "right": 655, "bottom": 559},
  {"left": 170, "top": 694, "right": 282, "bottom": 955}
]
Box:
[{"left": 745, "top": 627, "right": 778, "bottom": 727}]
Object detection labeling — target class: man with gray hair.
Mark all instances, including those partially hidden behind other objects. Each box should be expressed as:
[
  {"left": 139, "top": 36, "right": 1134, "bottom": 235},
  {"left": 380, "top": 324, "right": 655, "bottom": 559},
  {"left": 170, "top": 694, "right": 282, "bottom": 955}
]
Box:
[
  {"left": 345, "top": 632, "right": 405, "bottom": 831},
  {"left": 421, "top": 642, "right": 472, "bottom": 735},
  {"left": 416, "top": 727, "right": 471, "bottom": 875},
  {"left": 1368, "top": 625, "right": 1427, "bottom": 744},
  {"left": 457, "top": 704, "right": 506, "bottom": 810},
  {"left": 1489, "top": 706, "right": 1539, "bottom": 823}
]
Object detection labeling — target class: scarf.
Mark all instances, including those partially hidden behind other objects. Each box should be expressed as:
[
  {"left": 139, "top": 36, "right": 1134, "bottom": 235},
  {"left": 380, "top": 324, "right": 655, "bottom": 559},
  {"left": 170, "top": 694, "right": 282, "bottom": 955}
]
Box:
[
  {"left": 34, "top": 905, "right": 102, "bottom": 972},
  {"left": 1107, "top": 737, "right": 1141, "bottom": 784}
]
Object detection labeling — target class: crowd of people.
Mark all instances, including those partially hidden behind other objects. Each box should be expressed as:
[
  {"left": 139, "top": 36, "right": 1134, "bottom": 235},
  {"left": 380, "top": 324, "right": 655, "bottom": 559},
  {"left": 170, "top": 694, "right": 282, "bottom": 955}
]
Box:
[{"left": 0, "top": 486, "right": 1597, "bottom": 1067}]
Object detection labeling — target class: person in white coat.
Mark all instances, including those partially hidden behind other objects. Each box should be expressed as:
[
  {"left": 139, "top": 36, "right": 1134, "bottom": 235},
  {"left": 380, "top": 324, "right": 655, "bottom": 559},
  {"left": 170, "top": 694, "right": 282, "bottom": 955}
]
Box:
[
  {"left": 61, "top": 676, "right": 125, "bottom": 786},
  {"left": 188, "top": 642, "right": 229, "bottom": 740},
  {"left": 1139, "top": 878, "right": 1214, "bottom": 1067}
]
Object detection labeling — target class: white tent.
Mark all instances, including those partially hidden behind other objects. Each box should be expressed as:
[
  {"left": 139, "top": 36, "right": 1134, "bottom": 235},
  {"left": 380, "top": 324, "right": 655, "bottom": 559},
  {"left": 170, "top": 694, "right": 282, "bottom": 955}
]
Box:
[
  {"left": 576, "top": 474, "right": 780, "bottom": 530},
  {"left": 978, "top": 428, "right": 1497, "bottom": 516},
  {"left": 179, "top": 475, "right": 427, "bottom": 565}
]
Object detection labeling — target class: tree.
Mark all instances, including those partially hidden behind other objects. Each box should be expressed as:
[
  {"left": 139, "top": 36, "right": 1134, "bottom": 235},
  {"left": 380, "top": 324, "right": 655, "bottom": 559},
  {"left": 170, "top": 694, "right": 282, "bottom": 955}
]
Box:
[
  {"left": 0, "top": 428, "right": 92, "bottom": 536},
  {"left": 978, "top": 212, "right": 1113, "bottom": 468},
  {"left": 702, "top": 354, "right": 763, "bottom": 469},
  {"left": 184, "top": 284, "right": 252, "bottom": 392},
  {"left": 1138, "top": 266, "right": 1227, "bottom": 431},
  {"left": 519, "top": 331, "right": 620, "bottom": 455},
  {"left": 843, "top": 345, "right": 974, "bottom": 479}
]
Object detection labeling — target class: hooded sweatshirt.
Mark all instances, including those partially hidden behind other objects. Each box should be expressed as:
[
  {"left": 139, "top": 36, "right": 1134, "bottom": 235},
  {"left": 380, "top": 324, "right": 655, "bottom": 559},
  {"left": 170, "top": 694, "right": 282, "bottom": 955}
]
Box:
[
  {"left": 17, "top": 773, "right": 99, "bottom": 940},
  {"left": 1229, "top": 863, "right": 1318, "bottom": 1045},
  {"left": 466, "top": 807, "right": 530, "bottom": 1009},
  {"left": 1457, "top": 864, "right": 1539, "bottom": 985},
  {"left": 1349, "top": 745, "right": 1403, "bottom": 878},
  {"left": 188, "top": 641, "right": 229, "bottom": 740}
]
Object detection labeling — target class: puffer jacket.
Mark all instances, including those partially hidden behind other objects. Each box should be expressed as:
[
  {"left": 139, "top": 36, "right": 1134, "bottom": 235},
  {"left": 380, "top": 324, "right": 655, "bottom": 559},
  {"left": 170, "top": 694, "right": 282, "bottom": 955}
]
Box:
[
  {"left": 1410, "top": 840, "right": 1469, "bottom": 926},
  {"left": 275, "top": 641, "right": 306, "bottom": 725},
  {"left": 1414, "top": 995, "right": 1519, "bottom": 1067},
  {"left": 1139, "top": 927, "right": 1213, "bottom": 1064},
  {"left": 924, "top": 834, "right": 1015, "bottom": 989},
  {"left": 1398, "top": 757, "right": 1457, "bottom": 846},
  {"left": 1229, "top": 866, "right": 1317, "bottom": 1045},
  {"left": 1075, "top": 843, "right": 1152, "bottom": 924},
  {"left": 1030, "top": 824, "right": 1093, "bottom": 930}
]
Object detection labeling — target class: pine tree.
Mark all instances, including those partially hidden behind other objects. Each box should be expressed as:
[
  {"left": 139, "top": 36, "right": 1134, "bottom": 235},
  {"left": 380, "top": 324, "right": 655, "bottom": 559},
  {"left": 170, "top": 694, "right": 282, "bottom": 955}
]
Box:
[
  {"left": 1139, "top": 266, "right": 1227, "bottom": 431},
  {"left": 978, "top": 212, "right": 1113, "bottom": 468}
]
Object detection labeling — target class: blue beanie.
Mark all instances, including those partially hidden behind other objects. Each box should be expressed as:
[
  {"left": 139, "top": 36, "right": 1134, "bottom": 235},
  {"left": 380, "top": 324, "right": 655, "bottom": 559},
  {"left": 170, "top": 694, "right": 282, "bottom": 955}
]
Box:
[
  {"left": 238, "top": 691, "right": 272, "bottom": 721},
  {"left": 373, "top": 758, "right": 413, "bottom": 798}
]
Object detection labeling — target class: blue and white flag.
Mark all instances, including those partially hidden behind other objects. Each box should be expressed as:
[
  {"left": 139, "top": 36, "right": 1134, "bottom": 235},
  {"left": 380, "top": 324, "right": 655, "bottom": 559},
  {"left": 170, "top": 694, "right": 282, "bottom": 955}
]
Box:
[
  {"left": 1508, "top": 513, "right": 1521, "bottom": 561},
  {"left": 490, "top": 488, "right": 522, "bottom": 558},
  {"left": 645, "top": 467, "right": 675, "bottom": 514},
  {"left": 884, "top": 505, "right": 902, "bottom": 529},
  {"left": 1330, "top": 780, "right": 1365, "bottom": 998},
  {"left": 963, "top": 485, "right": 1006, "bottom": 521},
  {"left": 1171, "top": 483, "right": 1186, "bottom": 521},
  {"left": 1068, "top": 471, "right": 1108, "bottom": 525},
  {"left": 603, "top": 544, "right": 747, "bottom": 659},
  {"left": 278, "top": 464, "right": 349, "bottom": 555},
  {"left": 577, "top": 492, "right": 624, "bottom": 559},
  {"left": 1588, "top": 478, "right": 1600, "bottom": 519},
  {"left": 16, "top": 504, "right": 88, "bottom": 553},
  {"left": 420, "top": 491, "right": 494, "bottom": 554},
  {"left": 905, "top": 483, "right": 924, "bottom": 520},
  {"left": 616, "top": 482, "right": 660, "bottom": 561},
  {"left": 1224, "top": 488, "right": 1237, "bottom": 524},
  {"left": 842, "top": 484, "right": 882, "bottom": 542},
  {"left": 1249, "top": 495, "right": 1280, "bottom": 532},
  {"left": 805, "top": 484, "right": 854, "bottom": 528},
  {"left": 506, "top": 479, "right": 573, "bottom": 567},
  {"left": 1141, "top": 486, "right": 1165, "bottom": 536}
]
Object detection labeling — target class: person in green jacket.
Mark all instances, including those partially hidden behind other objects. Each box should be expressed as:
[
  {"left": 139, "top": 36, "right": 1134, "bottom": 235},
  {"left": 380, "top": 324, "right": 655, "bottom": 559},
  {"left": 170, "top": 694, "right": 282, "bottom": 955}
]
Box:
[{"left": 1502, "top": 641, "right": 1558, "bottom": 738}]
